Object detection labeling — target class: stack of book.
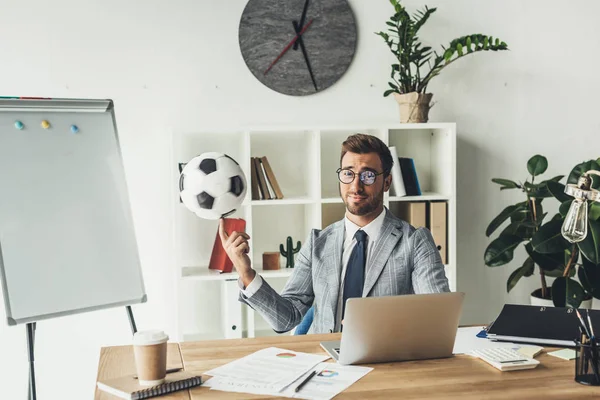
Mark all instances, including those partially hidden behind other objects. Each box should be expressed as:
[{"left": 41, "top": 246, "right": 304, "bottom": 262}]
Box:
[
  {"left": 251, "top": 156, "right": 284, "bottom": 200},
  {"left": 388, "top": 146, "right": 421, "bottom": 197}
]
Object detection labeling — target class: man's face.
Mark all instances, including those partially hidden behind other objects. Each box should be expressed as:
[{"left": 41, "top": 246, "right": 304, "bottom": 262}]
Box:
[{"left": 339, "top": 152, "right": 391, "bottom": 217}]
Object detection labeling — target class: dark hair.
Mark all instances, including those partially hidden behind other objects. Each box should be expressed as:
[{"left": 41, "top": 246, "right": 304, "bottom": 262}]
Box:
[{"left": 340, "top": 133, "right": 393, "bottom": 176}]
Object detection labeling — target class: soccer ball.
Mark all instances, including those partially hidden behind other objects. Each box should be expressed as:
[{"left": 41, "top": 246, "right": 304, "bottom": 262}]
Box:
[{"left": 179, "top": 152, "right": 247, "bottom": 220}]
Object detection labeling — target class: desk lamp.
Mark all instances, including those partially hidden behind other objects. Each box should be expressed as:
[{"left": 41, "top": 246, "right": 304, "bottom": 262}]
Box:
[{"left": 561, "top": 170, "right": 600, "bottom": 243}]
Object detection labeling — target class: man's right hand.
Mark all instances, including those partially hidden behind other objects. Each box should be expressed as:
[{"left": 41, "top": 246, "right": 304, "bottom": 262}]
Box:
[{"left": 218, "top": 218, "right": 255, "bottom": 287}]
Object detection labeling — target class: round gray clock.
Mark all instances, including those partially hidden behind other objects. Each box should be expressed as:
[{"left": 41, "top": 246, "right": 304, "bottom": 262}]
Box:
[{"left": 239, "top": 0, "right": 357, "bottom": 96}]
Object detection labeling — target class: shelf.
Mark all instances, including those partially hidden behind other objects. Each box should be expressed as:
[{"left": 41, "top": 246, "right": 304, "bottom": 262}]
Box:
[
  {"left": 181, "top": 266, "right": 294, "bottom": 281},
  {"left": 251, "top": 196, "right": 316, "bottom": 206},
  {"left": 172, "top": 124, "right": 457, "bottom": 341},
  {"left": 388, "top": 192, "right": 451, "bottom": 202}
]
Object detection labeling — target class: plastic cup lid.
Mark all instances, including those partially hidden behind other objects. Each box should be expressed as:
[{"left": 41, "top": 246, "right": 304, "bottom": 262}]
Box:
[{"left": 133, "top": 330, "right": 169, "bottom": 346}]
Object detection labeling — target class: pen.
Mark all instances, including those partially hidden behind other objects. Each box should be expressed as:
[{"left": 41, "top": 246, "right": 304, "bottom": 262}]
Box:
[
  {"left": 576, "top": 309, "right": 591, "bottom": 338},
  {"left": 586, "top": 309, "right": 596, "bottom": 339},
  {"left": 294, "top": 370, "right": 317, "bottom": 393}
]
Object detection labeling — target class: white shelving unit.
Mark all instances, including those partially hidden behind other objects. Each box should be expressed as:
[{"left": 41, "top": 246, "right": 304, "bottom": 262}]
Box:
[{"left": 170, "top": 123, "right": 456, "bottom": 342}]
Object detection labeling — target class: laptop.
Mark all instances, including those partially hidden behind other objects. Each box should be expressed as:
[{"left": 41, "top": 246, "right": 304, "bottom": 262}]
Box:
[{"left": 320, "top": 292, "right": 465, "bottom": 365}]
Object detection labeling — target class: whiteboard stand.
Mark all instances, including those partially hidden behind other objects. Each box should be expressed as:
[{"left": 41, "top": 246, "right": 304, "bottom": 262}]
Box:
[{"left": 25, "top": 306, "right": 138, "bottom": 400}]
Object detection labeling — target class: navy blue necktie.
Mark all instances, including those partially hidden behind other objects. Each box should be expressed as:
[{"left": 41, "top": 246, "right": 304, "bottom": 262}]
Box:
[{"left": 342, "top": 230, "right": 368, "bottom": 320}]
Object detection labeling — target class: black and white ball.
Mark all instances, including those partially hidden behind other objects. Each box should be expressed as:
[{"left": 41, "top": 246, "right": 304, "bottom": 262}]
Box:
[{"left": 179, "top": 152, "right": 247, "bottom": 220}]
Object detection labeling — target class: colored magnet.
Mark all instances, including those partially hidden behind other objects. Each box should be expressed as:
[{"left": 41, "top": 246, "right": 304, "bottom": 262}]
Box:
[
  {"left": 14, "top": 121, "right": 24, "bottom": 130},
  {"left": 70, "top": 125, "right": 79, "bottom": 134},
  {"left": 41, "top": 120, "right": 50, "bottom": 129}
]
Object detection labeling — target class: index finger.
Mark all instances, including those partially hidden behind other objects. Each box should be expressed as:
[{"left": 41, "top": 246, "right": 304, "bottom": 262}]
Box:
[{"left": 218, "top": 218, "right": 229, "bottom": 243}]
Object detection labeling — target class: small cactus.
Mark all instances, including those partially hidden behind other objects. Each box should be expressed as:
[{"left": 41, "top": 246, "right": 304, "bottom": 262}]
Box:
[{"left": 280, "top": 236, "right": 301, "bottom": 268}]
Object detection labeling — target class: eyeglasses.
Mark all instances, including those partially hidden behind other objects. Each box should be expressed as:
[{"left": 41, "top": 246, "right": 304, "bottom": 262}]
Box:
[{"left": 337, "top": 168, "right": 385, "bottom": 186}]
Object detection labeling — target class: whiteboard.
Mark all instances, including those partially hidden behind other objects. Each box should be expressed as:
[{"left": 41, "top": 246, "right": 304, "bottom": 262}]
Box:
[{"left": 0, "top": 98, "right": 146, "bottom": 325}]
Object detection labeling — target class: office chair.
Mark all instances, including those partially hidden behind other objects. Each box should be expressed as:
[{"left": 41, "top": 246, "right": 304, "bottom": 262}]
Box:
[{"left": 294, "top": 306, "right": 314, "bottom": 335}]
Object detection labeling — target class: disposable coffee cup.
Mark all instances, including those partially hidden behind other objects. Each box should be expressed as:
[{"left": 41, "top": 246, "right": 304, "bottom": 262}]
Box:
[{"left": 133, "top": 330, "right": 169, "bottom": 386}]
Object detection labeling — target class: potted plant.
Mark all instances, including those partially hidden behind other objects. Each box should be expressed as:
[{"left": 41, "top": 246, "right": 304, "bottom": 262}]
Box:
[
  {"left": 484, "top": 155, "right": 600, "bottom": 308},
  {"left": 376, "top": 0, "right": 509, "bottom": 123}
]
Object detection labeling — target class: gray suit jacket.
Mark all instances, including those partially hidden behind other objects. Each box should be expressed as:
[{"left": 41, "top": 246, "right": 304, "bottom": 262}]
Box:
[{"left": 240, "top": 209, "right": 450, "bottom": 334}]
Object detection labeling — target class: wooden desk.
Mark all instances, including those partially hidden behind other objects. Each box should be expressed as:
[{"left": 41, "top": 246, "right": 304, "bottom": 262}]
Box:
[{"left": 96, "top": 333, "right": 600, "bottom": 399}]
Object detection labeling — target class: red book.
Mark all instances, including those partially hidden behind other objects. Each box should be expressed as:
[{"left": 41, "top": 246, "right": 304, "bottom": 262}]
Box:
[{"left": 208, "top": 218, "right": 246, "bottom": 273}]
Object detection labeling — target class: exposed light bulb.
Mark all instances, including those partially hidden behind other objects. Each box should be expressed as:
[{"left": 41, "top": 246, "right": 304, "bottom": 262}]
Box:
[{"left": 561, "top": 199, "right": 588, "bottom": 243}]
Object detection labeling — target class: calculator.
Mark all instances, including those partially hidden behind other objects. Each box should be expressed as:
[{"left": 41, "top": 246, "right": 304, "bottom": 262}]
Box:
[{"left": 472, "top": 348, "right": 540, "bottom": 371}]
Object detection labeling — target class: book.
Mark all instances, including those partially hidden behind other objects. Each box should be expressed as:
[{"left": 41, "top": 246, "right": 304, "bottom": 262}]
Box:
[
  {"left": 428, "top": 201, "right": 447, "bottom": 264},
  {"left": 208, "top": 218, "right": 246, "bottom": 273},
  {"left": 97, "top": 370, "right": 202, "bottom": 400},
  {"left": 388, "top": 146, "right": 406, "bottom": 197},
  {"left": 486, "top": 304, "right": 600, "bottom": 347},
  {"left": 398, "top": 157, "right": 421, "bottom": 196},
  {"left": 250, "top": 157, "right": 260, "bottom": 200},
  {"left": 253, "top": 157, "right": 271, "bottom": 200},
  {"left": 260, "top": 156, "right": 284, "bottom": 199}
]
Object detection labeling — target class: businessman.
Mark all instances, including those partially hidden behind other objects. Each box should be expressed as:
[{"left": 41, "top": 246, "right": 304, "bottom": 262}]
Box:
[{"left": 219, "top": 133, "right": 449, "bottom": 334}]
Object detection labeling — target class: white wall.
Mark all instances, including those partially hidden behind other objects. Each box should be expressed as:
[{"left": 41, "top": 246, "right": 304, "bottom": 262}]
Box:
[{"left": 1, "top": 0, "right": 599, "bottom": 398}]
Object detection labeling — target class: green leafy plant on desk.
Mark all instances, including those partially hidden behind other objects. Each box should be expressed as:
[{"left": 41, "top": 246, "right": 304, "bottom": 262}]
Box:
[{"left": 484, "top": 155, "right": 600, "bottom": 308}]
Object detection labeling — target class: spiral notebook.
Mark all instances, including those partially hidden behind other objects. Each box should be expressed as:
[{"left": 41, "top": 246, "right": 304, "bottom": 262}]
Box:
[{"left": 97, "top": 370, "right": 203, "bottom": 400}]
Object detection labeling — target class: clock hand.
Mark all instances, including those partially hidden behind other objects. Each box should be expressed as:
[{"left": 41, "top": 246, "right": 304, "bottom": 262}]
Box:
[
  {"left": 264, "top": 19, "right": 314, "bottom": 75},
  {"left": 293, "top": 20, "right": 318, "bottom": 91},
  {"left": 294, "top": 0, "right": 310, "bottom": 51}
]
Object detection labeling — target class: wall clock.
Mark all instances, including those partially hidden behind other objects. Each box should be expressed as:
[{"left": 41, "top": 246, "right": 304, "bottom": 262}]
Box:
[{"left": 239, "top": 0, "right": 357, "bottom": 96}]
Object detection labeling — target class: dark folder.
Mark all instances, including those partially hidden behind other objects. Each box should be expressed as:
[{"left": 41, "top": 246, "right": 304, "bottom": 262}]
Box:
[{"left": 486, "top": 304, "right": 600, "bottom": 347}]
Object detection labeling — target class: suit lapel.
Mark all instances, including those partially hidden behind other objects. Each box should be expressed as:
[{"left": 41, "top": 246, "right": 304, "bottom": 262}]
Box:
[
  {"left": 324, "top": 221, "right": 344, "bottom": 321},
  {"left": 362, "top": 212, "right": 403, "bottom": 297}
]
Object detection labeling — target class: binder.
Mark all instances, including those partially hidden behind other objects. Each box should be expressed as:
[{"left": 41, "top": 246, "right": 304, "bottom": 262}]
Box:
[
  {"left": 428, "top": 201, "right": 447, "bottom": 264},
  {"left": 486, "top": 304, "right": 600, "bottom": 347},
  {"left": 392, "top": 202, "right": 426, "bottom": 228}
]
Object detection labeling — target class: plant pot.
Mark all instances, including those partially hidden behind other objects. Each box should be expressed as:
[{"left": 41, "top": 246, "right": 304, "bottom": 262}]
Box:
[
  {"left": 530, "top": 288, "right": 593, "bottom": 309},
  {"left": 393, "top": 92, "right": 433, "bottom": 123}
]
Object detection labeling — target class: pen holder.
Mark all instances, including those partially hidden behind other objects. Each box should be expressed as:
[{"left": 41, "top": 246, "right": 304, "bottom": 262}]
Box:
[{"left": 574, "top": 338, "right": 600, "bottom": 386}]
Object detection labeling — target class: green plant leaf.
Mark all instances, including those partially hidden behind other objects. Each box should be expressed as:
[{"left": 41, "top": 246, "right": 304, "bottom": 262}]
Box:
[
  {"left": 527, "top": 155, "right": 548, "bottom": 177},
  {"left": 552, "top": 277, "right": 585, "bottom": 308},
  {"left": 568, "top": 160, "right": 600, "bottom": 189},
  {"left": 491, "top": 178, "right": 519, "bottom": 189},
  {"left": 545, "top": 267, "right": 575, "bottom": 278},
  {"left": 484, "top": 234, "right": 522, "bottom": 267},
  {"left": 590, "top": 202, "right": 600, "bottom": 220},
  {"left": 502, "top": 221, "right": 534, "bottom": 240},
  {"left": 524, "top": 182, "right": 552, "bottom": 198},
  {"left": 531, "top": 219, "right": 570, "bottom": 254},
  {"left": 578, "top": 257, "right": 600, "bottom": 299},
  {"left": 383, "top": 89, "right": 396, "bottom": 97},
  {"left": 525, "top": 242, "right": 565, "bottom": 271},
  {"left": 507, "top": 257, "right": 535, "bottom": 293},
  {"left": 546, "top": 181, "right": 571, "bottom": 203},
  {"left": 486, "top": 203, "right": 528, "bottom": 237},
  {"left": 551, "top": 213, "right": 563, "bottom": 222},
  {"left": 559, "top": 200, "right": 573, "bottom": 217},
  {"left": 578, "top": 219, "right": 600, "bottom": 264}
]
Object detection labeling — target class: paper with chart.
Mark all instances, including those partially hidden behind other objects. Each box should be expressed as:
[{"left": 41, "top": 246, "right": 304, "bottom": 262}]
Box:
[
  {"left": 204, "top": 347, "right": 330, "bottom": 391},
  {"left": 284, "top": 362, "right": 373, "bottom": 400},
  {"left": 207, "top": 362, "right": 373, "bottom": 400}
]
